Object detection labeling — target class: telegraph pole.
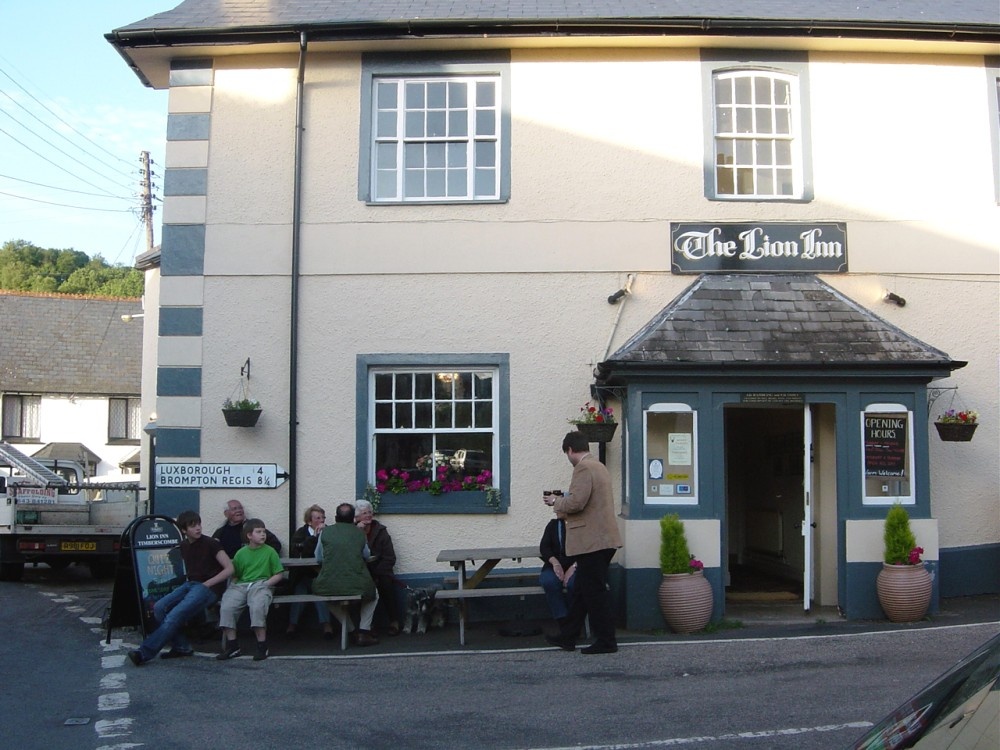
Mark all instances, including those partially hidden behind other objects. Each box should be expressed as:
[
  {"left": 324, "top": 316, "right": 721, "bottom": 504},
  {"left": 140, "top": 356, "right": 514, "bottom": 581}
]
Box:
[{"left": 140, "top": 150, "right": 154, "bottom": 254}]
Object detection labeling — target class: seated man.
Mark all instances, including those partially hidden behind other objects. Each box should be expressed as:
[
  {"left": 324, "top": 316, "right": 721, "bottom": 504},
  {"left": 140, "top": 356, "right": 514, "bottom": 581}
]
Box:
[
  {"left": 312, "top": 503, "right": 380, "bottom": 646},
  {"left": 539, "top": 515, "right": 577, "bottom": 624},
  {"left": 128, "top": 510, "right": 233, "bottom": 666},
  {"left": 212, "top": 498, "right": 282, "bottom": 559}
]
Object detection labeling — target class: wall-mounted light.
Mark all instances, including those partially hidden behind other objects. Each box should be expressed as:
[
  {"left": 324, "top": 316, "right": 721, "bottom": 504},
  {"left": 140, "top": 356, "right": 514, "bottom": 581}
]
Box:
[
  {"left": 121, "top": 313, "right": 145, "bottom": 323},
  {"left": 883, "top": 291, "right": 906, "bottom": 307}
]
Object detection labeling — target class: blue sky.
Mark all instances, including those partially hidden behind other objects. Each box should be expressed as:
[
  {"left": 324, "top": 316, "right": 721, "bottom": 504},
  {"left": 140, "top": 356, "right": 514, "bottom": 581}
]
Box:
[{"left": 0, "top": 1, "right": 171, "bottom": 266}]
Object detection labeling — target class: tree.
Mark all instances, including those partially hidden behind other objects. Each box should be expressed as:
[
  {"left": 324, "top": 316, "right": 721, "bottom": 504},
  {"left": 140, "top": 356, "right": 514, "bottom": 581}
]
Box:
[{"left": 0, "top": 239, "right": 142, "bottom": 297}]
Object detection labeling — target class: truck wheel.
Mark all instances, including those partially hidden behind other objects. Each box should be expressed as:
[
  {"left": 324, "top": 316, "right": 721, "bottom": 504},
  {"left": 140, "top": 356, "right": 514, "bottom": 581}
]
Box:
[
  {"left": 88, "top": 559, "right": 117, "bottom": 579},
  {"left": 0, "top": 562, "right": 25, "bottom": 581}
]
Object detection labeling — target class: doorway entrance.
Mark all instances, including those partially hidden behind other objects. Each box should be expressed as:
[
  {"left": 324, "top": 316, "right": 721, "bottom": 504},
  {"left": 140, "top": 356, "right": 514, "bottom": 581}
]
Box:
[{"left": 724, "top": 406, "right": 811, "bottom": 609}]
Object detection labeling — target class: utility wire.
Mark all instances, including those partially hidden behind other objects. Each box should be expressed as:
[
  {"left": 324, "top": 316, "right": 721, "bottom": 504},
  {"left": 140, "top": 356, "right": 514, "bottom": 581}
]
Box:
[
  {"left": 0, "top": 189, "right": 135, "bottom": 212},
  {"left": 0, "top": 172, "right": 133, "bottom": 200}
]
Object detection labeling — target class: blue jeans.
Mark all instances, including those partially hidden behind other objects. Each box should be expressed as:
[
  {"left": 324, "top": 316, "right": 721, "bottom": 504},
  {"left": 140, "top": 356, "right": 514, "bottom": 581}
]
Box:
[
  {"left": 137, "top": 581, "right": 218, "bottom": 661},
  {"left": 540, "top": 567, "right": 576, "bottom": 620},
  {"left": 289, "top": 577, "right": 330, "bottom": 626}
]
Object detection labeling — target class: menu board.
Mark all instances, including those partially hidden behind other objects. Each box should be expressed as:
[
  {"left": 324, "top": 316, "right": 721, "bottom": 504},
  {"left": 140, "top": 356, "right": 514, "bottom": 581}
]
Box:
[{"left": 864, "top": 414, "right": 908, "bottom": 477}]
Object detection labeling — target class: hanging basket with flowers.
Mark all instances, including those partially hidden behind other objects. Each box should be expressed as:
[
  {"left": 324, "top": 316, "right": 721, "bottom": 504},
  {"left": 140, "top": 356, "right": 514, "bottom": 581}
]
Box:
[
  {"left": 934, "top": 409, "right": 978, "bottom": 442},
  {"left": 569, "top": 401, "right": 618, "bottom": 443}
]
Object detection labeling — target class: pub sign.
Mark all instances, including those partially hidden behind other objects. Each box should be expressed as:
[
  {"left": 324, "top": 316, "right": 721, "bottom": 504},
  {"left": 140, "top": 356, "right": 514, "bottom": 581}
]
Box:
[{"left": 671, "top": 222, "right": 848, "bottom": 274}]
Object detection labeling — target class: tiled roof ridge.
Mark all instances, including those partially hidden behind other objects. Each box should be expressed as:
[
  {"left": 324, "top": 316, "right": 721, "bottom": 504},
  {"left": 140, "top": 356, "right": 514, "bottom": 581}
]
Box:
[{"left": 0, "top": 289, "right": 142, "bottom": 303}]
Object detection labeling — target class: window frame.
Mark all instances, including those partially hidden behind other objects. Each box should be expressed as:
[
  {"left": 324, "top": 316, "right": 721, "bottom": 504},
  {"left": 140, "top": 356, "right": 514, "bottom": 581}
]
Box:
[
  {"left": 701, "top": 50, "right": 813, "bottom": 203},
  {"left": 359, "top": 52, "right": 511, "bottom": 205},
  {"left": 861, "top": 403, "right": 916, "bottom": 507},
  {"left": 1, "top": 394, "right": 41, "bottom": 441},
  {"left": 108, "top": 397, "right": 142, "bottom": 444},
  {"left": 643, "top": 402, "right": 699, "bottom": 506},
  {"left": 356, "top": 353, "right": 510, "bottom": 514}
]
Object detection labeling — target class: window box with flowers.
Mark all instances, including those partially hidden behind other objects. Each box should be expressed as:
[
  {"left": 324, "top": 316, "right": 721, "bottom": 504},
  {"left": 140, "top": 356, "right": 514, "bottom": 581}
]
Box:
[
  {"left": 933, "top": 409, "right": 978, "bottom": 442},
  {"left": 569, "top": 401, "right": 618, "bottom": 443}
]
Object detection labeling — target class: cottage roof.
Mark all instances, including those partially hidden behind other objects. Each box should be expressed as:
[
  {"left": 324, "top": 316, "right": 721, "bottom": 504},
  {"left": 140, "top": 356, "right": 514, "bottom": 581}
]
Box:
[
  {"left": 599, "top": 274, "right": 962, "bottom": 377},
  {"left": 0, "top": 292, "right": 142, "bottom": 395}
]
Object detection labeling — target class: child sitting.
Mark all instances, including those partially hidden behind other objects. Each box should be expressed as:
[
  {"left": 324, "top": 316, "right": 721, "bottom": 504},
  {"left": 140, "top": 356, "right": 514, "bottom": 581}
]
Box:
[{"left": 216, "top": 518, "right": 285, "bottom": 661}]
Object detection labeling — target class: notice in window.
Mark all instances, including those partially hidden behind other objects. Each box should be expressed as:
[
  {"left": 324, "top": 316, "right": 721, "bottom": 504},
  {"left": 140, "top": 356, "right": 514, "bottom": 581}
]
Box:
[
  {"left": 864, "top": 415, "right": 907, "bottom": 477},
  {"left": 668, "top": 433, "right": 692, "bottom": 466}
]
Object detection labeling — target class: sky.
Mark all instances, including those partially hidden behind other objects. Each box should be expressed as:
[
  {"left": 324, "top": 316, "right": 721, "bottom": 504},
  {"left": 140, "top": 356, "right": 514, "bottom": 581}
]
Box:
[{"left": 0, "top": 1, "right": 172, "bottom": 267}]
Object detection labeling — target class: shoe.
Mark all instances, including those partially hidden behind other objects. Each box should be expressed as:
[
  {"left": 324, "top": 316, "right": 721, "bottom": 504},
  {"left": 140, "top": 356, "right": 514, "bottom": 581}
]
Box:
[
  {"left": 253, "top": 642, "right": 269, "bottom": 661},
  {"left": 216, "top": 640, "right": 241, "bottom": 661},
  {"left": 355, "top": 631, "right": 379, "bottom": 647},
  {"left": 322, "top": 629, "right": 335, "bottom": 641},
  {"left": 545, "top": 634, "right": 576, "bottom": 652},
  {"left": 385, "top": 622, "right": 401, "bottom": 637},
  {"left": 581, "top": 642, "right": 618, "bottom": 655},
  {"left": 127, "top": 650, "right": 144, "bottom": 667},
  {"left": 159, "top": 648, "right": 194, "bottom": 660}
]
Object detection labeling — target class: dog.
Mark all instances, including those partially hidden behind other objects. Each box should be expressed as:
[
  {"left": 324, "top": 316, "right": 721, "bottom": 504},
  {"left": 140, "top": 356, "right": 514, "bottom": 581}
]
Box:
[{"left": 402, "top": 585, "right": 446, "bottom": 634}]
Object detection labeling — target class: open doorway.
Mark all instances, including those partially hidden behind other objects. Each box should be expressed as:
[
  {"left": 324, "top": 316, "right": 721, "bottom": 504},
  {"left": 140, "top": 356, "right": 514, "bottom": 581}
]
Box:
[{"left": 724, "top": 406, "right": 807, "bottom": 606}]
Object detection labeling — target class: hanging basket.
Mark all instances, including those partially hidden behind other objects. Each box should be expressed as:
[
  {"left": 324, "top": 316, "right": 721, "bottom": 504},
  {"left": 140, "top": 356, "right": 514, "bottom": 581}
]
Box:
[
  {"left": 223, "top": 408, "right": 262, "bottom": 427},
  {"left": 657, "top": 570, "right": 713, "bottom": 634},
  {"left": 876, "top": 562, "right": 932, "bottom": 623},
  {"left": 573, "top": 422, "right": 618, "bottom": 443},
  {"left": 933, "top": 422, "right": 977, "bottom": 442}
]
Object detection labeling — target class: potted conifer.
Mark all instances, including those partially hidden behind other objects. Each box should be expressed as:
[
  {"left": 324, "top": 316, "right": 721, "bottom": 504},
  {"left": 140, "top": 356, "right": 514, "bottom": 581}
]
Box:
[
  {"left": 657, "top": 513, "right": 713, "bottom": 633},
  {"left": 875, "top": 504, "right": 932, "bottom": 622}
]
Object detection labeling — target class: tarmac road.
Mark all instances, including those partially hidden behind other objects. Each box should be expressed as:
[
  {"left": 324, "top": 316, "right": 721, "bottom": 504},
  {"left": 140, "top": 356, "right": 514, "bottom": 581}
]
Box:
[{"left": 2, "top": 563, "right": 998, "bottom": 750}]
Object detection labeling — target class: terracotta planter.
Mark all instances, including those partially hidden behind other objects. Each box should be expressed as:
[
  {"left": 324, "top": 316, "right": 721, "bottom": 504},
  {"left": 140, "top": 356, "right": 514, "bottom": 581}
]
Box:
[
  {"left": 933, "top": 422, "right": 977, "bottom": 442},
  {"left": 876, "top": 562, "right": 932, "bottom": 623},
  {"left": 657, "top": 570, "right": 713, "bottom": 634},
  {"left": 223, "top": 408, "right": 261, "bottom": 427},
  {"left": 574, "top": 422, "right": 618, "bottom": 443}
]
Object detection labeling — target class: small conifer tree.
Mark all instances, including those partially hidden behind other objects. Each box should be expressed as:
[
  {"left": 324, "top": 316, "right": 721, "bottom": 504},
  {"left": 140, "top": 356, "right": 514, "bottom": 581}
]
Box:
[
  {"left": 883, "top": 504, "right": 917, "bottom": 565},
  {"left": 660, "top": 513, "right": 693, "bottom": 574}
]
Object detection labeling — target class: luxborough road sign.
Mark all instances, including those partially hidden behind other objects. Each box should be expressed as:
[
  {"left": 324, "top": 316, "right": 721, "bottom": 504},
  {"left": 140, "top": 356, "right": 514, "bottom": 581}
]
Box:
[{"left": 155, "top": 463, "right": 288, "bottom": 489}]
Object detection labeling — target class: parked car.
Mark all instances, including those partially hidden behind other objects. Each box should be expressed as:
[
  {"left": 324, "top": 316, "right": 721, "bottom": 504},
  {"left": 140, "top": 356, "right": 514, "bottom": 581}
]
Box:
[{"left": 849, "top": 631, "right": 1000, "bottom": 749}]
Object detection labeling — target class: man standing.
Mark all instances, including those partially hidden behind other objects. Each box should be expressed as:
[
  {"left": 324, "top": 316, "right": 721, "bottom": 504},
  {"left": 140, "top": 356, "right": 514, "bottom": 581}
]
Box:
[
  {"left": 212, "top": 499, "right": 282, "bottom": 559},
  {"left": 545, "top": 431, "right": 623, "bottom": 654},
  {"left": 128, "top": 510, "right": 233, "bottom": 665},
  {"left": 312, "top": 503, "right": 380, "bottom": 646}
]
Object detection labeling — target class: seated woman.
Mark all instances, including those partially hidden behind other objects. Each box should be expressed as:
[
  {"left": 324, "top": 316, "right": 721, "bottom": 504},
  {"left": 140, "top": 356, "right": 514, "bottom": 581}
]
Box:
[
  {"left": 286, "top": 504, "right": 334, "bottom": 639},
  {"left": 539, "top": 515, "right": 577, "bottom": 624},
  {"left": 355, "top": 499, "right": 401, "bottom": 636}
]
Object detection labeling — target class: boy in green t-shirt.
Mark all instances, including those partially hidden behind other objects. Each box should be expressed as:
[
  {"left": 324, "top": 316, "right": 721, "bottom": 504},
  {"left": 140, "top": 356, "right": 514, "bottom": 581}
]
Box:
[{"left": 217, "top": 518, "right": 285, "bottom": 661}]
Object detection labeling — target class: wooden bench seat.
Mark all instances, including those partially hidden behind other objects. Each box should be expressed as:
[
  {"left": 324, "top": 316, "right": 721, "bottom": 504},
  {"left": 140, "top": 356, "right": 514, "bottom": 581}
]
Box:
[
  {"left": 443, "top": 572, "right": 538, "bottom": 587},
  {"left": 434, "top": 586, "right": 545, "bottom": 645},
  {"left": 271, "top": 594, "right": 362, "bottom": 650}
]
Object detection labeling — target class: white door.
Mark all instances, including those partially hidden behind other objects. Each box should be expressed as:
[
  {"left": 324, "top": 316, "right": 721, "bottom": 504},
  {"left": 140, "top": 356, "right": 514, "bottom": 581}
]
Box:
[{"left": 802, "top": 405, "right": 813, "bottom": 612}]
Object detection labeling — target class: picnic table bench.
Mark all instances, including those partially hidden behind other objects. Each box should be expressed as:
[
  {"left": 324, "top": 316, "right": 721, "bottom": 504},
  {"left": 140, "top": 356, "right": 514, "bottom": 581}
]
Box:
[{"left": 272, "top": 557, "right": 362, "bottom": 650}]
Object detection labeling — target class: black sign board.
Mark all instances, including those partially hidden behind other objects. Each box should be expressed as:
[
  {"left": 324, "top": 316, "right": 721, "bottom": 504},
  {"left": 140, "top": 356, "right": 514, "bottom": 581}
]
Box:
[
  {"left": 104, "top": 515, "right": 185, "bottom": 642},
  {"left": 864, "top": 414, "right": 908, "bottom": 477},
  {"left": 671, "top": 222, "right": 848, "bottom": 274}
]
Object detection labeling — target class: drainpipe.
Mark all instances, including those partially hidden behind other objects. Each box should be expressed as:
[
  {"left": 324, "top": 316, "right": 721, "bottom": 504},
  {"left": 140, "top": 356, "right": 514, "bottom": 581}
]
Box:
[{"left": 288, "top": 32, "right": 307, "bottom": 542}]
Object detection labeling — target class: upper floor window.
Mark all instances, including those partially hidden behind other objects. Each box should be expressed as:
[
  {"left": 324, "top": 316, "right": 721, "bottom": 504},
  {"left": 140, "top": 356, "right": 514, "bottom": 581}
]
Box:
[
  {"left": 357, "top": 353, "right": 510, "bottom": 514},
  {"left": 713, "top": 71, "right": 801, "bottom": 198},
  {"left": 360, "top": 52, "right": 511, "bottom": 205},
  {"left": 109, "top": 398, "right": 141, "bottom": 442},
  {"left": 2, "top": 394, "right": 40, "bottom": 440},
  {"left": 702, "top": 51, "right": 812, "bottom": 202}
]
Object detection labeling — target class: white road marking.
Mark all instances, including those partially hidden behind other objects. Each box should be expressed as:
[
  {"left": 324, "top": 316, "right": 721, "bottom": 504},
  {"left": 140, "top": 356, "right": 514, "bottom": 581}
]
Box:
[
  {"left": 98, "top": 692, "right": 131, "bottom": 711},
  {"left": 523, "top": 722, "right": 874, "bottom": 749},
  {"left": 102, "top": 654, "right": 127, "bottom": 669},
  {"left": 80, "top": 616, "right": 103, "bottom": 624},
  {"left": 94, "top": 718, "right": 134, "bottom": 738},
  {"left": 100, "top": 673, "right": 126, "bottom": 689},
  {"left": 96, "top": 744, "right": 144, "bottom": 750},
  {"left": 102, "top": 638, "right": 125, "bottom": 652}
]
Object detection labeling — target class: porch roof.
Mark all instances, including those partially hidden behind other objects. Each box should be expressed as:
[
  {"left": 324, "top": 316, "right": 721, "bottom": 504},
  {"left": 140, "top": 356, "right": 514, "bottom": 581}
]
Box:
[{"left": 598, "top": 274, "right": 963, "bottom": 377}]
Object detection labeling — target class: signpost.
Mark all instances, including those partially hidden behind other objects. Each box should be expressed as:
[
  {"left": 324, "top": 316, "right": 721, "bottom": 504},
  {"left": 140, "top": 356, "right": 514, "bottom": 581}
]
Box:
[{"left": 155, "top": 463, "right": 288, "bottom": 489}]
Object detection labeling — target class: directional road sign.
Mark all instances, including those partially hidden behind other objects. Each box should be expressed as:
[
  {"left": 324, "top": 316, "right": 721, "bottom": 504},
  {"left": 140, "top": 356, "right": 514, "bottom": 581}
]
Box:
[{"left": 155, "top": 463, "right": 288, "bottom": 489}]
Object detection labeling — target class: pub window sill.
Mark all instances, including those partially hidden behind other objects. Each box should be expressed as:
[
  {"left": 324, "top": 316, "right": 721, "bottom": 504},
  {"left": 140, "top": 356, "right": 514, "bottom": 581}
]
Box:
[{"left": 375, "top": 489, "right": 506, "bottom": 515}]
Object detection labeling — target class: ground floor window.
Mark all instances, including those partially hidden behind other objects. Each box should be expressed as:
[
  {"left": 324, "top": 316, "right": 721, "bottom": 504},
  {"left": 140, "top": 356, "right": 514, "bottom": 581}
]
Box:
[
  {"left": 644, "top": 402, "right": 698, "bottom": 505},
  {"left": 861, "top": 403, "right": 914, "bottom": 505},
  {"left": 2, "top": 394, "right": 40, "bottom": 440},
  {"left": 359, "top": 354, "right": 509, "bottom": 514}
]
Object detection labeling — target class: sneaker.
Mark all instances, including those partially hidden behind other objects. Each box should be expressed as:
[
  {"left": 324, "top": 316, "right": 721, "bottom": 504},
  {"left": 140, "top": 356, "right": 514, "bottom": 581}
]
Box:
[
  {"left": 127, "top": 650, "right": 145, "bottom": 667},
  {"left": 160, "top": 648, "right": 194, "bottom": 660},
  {"left": 216, "top": 641, "right": 241, "bottom": 661},
  {"left": 253, "top": 642, "right": 269, "bottom": 661}
]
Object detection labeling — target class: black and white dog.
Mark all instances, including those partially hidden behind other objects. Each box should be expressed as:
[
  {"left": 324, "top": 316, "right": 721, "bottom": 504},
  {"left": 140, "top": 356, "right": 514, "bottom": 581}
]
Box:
[{"left": 402, "top": 585, "right": 446, "bottom": 634}]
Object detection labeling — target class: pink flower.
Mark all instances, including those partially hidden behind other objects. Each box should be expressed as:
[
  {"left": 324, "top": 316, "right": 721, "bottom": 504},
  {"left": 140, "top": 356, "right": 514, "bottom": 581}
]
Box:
[
  {"left": 908, "top": 546, "right": 924, "bottom": 565},
  {"left": 376, "top": 469, "right": 388, "bottom": 481}
]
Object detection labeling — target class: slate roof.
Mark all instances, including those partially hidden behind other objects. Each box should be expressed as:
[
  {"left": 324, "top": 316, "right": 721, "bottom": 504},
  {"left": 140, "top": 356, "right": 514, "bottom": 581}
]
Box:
[
  {"left": 112, "top": 0, "right": 1000, "bottom": 36},
  {"left": 599, "top": 274, "right": 961, "bottom": 376},
  {"left": 0, "top": 292, "right": 142, "bottom": 395}
]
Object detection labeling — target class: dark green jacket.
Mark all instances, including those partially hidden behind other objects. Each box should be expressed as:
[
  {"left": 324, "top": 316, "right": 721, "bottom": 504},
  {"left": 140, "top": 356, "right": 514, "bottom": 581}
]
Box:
[{"left": 313, "top": 522, "right": 376, "bottom": 601}]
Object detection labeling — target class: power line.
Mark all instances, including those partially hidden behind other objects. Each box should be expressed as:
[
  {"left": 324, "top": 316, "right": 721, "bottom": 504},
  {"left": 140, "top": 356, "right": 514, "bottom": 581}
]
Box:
[
  {"left": 0, "top": 172, "right": 133, "bottom": 200},
  {"left": 0, "top": 189, "right": 136, "bottom": 212}
]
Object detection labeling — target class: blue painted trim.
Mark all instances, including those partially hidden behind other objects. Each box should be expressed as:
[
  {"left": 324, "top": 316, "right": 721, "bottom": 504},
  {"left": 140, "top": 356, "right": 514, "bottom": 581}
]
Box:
[
  {"left": 843, "top": 560, "right": 940, "bottom": 620},
  {"left": 163, "top": 168, "right": 208, "bottom": 196},
  {"left": 160, "top": 224, "right": 205, "bottom": 276},
  {"left": 159, "top": 307, "right": 203, "bottom": 337},
  {"left": 355, "top": 353, "right": 510, "bottom": 514},
  {"left": 699, "top": 49, "right": 813, "bottom": 203},
  {"left": 156, "top": 367, "right": 201, "bottom": 397},
  {"left": 624, "top": 567, "right": 723, "bottom": 631},
  {"left": 167, "top": 113, "right": 211, "bottom": 141},
  {"left": 358, "top": 51, "right": 511, "bottom": 203},
  {"left": 155, "top": 428, "right": 201, "bottom": 458},
  {"left": 939, "top": 544, "right": 1000, "bottom": 596},
  {"left": 154, "top": 488, "right": 200, "bottom": 519},
  {"left": 169, "top": 59, "right": 214, "bottom": 87}
]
